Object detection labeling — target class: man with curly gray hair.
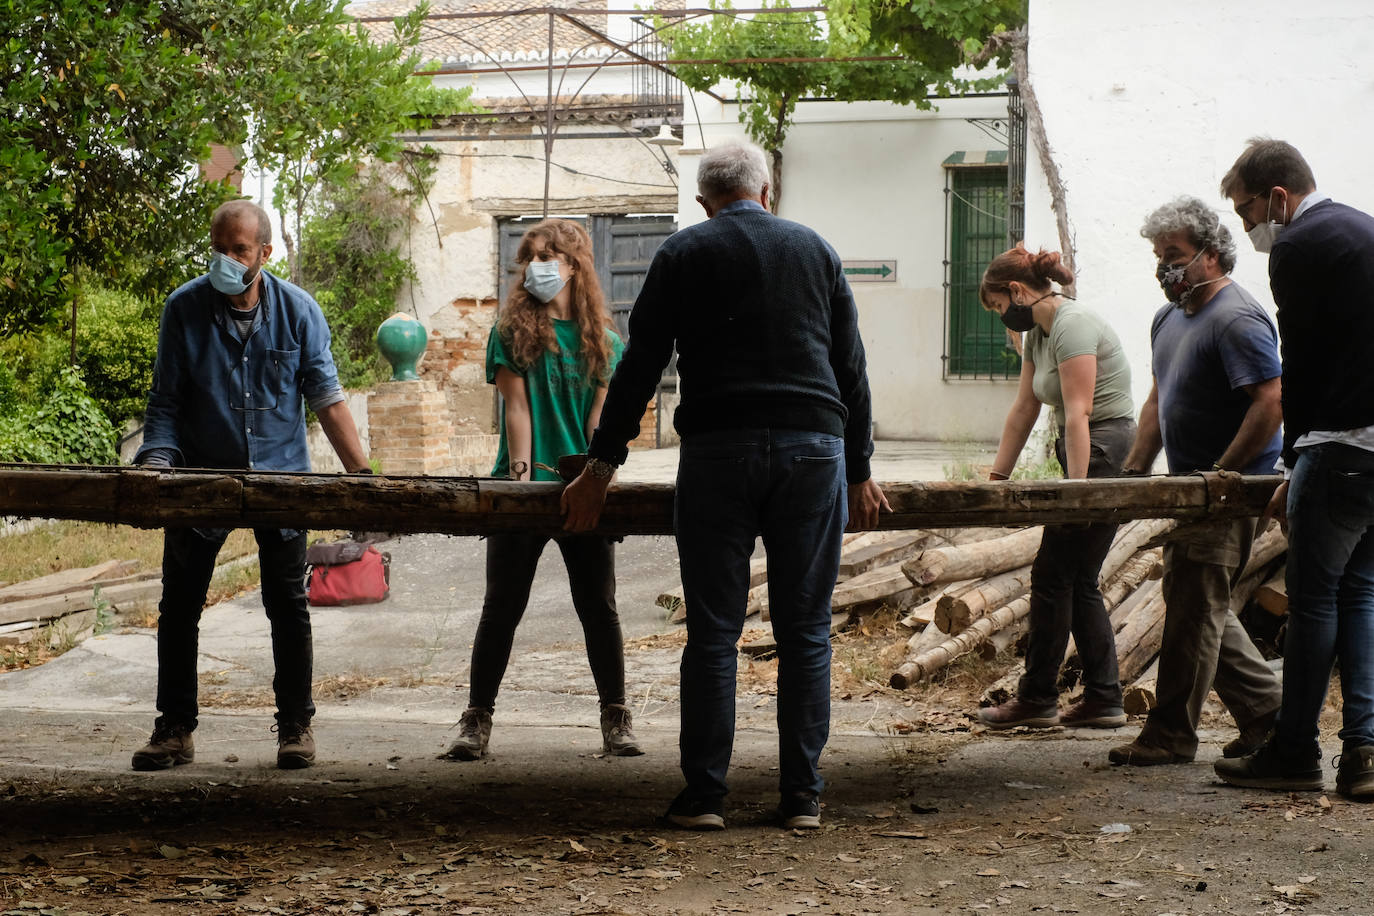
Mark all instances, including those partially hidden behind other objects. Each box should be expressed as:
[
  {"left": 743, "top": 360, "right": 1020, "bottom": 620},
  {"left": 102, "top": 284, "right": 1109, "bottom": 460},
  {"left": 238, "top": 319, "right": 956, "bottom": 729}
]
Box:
[{"left": 1108, "top": 195, "right": 1283, "bottom": 768}]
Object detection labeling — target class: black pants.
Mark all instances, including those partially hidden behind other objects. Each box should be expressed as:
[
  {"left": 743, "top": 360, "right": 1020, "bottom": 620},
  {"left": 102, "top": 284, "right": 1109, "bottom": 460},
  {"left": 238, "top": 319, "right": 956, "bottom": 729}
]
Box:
[
  {"left": 1017, "top": 417, "right": 1135, "bottom": 707},
  {"left": 155, "top": 527, "right": 313, "bottom": 731},
  {"left": 468, "top": 532, "right": 624, "bottom": 712}
]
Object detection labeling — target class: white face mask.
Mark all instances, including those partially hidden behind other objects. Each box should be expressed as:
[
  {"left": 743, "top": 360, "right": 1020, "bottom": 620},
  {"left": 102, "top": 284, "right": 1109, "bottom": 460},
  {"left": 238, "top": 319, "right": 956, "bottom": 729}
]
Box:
[{"left": 1247, "top": 193, "right": 1287, "bottom": 254}]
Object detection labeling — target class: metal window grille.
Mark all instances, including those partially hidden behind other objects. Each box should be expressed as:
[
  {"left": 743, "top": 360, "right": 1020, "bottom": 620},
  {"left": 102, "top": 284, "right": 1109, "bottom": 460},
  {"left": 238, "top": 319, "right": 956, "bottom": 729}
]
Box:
[
  {"left": 1006, "top": 77, "right": 1027, "bottom": 248},
  {"left": 942, "top": 167, "right": 1020, "bottom": 379}
]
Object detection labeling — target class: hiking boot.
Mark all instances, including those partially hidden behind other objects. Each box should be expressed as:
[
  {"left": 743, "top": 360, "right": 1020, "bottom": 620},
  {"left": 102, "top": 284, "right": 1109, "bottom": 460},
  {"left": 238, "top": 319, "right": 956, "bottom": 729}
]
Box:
[
  {"left": 601, "top": 704, "right": 644, "bottom": 757},
  {"left": 275, "top": 723, "right": 316, "bottom": 770},
  {"left": 1214, "top": 741, "right": 1322, "bottom": 791},
  {"left": 1060, "top": 697, "right": 1128, "bottom": 729},
  {"left": 779, "top": 792, "right": 821, "bottom": 830},
  {"left": 1108, "top": 739, "right": 1191, "bottom": 767},
  {"left": 1335, "top": 745, "right": 1374, "bottom": 800},
  {"left": 441, "top": 707, "right": 492, "bottom": 761},
  {"left": 664, "top": 792, "right": 725, "bottom": 831},
  {"left": 131, "top": 723, "right": 194, "bottom": 771},
  {"left": 977, "top": 698, "right": 1060, "bottom": 730},
  {"left": 1223, "top": 709, "right": 1277, "bottom": 758}
]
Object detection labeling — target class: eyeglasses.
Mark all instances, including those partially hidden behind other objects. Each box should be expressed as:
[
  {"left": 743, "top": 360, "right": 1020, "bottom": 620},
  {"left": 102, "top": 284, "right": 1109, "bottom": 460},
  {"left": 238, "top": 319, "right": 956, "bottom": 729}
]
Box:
[{"left": 1234, "top": 189, "right": 1269, "bottom": 218}]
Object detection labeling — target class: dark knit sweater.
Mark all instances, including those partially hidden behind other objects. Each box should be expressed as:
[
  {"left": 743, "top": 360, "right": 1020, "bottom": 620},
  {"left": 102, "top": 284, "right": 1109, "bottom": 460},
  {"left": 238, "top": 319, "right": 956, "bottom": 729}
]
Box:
[
  {"left": 1269, "top": 199, "right": 1374, "bottom": 467},
  {"left": 588, "top": 200, "right": 874, "bottom": 483}
]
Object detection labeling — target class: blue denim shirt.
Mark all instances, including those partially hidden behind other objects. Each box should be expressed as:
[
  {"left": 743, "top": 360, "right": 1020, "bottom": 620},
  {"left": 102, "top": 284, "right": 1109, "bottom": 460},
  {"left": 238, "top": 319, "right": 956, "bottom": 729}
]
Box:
[{"left": 137, "top": 271, "right": 341, "bottom": 472}]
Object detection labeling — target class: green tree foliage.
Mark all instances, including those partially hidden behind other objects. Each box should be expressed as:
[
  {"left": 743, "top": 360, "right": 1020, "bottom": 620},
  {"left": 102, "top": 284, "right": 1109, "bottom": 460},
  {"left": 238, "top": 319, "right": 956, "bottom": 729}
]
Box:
[
  {"left": 1, "top": 0, "right": 229, "bottom": 334},
  {"left": 300, "top": 154, "right": 439, "bottom": 388},
  {"left": 0, "top": 366, "right": 117, "bottom": 465},
  {"left": 0, "top": 284, "right": 158, "bottom": 426},
  {"left": 660, "top": 0, "right": 1024, "bottom": 209},
  {"left": 207, "top": 3, "right": 475, "bottom": 282},
  {"left": 0, "top": 0, "right": 475, "bottom": 333},
  {"left": 72, "top": 287, "right": 161, "bottom": 425}
]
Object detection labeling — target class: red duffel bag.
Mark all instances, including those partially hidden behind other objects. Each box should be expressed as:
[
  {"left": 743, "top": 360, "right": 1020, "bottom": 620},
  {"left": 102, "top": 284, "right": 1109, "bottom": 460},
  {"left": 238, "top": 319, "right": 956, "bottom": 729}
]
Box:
[{"left": 305, "top": 541, "right": 391, "bottom": 607}]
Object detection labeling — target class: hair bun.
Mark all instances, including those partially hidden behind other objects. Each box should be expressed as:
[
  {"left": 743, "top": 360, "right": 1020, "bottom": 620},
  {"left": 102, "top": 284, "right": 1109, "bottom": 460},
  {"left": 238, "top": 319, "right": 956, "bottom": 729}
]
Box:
[{"left": 1031, "top": 249, "right": 1074, "bottom": 286}]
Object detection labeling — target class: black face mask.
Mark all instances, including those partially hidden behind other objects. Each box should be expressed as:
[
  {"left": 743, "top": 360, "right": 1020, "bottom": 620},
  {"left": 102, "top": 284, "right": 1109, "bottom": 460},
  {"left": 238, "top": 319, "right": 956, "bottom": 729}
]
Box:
[{"left": 999, "top": 303, "right": 1037, "bottom": 332}]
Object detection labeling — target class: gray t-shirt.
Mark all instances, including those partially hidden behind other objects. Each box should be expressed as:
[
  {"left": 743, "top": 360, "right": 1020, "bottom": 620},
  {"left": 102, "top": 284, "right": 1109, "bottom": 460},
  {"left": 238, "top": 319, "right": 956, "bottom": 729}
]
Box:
[{"left": 1025, "top": 300, "right": 1134, "bottom": 430}]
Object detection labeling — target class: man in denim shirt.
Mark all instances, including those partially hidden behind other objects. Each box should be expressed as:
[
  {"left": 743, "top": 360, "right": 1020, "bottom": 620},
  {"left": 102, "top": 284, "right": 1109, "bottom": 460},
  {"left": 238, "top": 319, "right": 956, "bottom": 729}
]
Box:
[{"left": 132, "top": 200, "right": 369, "bottom": 772}]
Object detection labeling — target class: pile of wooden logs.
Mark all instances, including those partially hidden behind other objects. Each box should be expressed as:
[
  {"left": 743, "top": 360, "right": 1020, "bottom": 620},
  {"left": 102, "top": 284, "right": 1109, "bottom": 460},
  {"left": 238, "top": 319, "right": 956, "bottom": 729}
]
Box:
[
  {"left": 0, "top": 560, "right": 160, "bottom": 647},
  {"left": 655, "top": 518, "right": 1289, "bottom": 713}
]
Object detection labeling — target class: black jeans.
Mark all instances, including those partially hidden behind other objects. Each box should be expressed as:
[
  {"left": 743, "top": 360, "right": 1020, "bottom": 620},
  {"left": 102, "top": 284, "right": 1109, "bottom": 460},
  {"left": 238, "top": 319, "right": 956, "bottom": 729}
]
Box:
[
  {"left": 1017, "top": 417, "right": 1135, "bottom": 707},
  {"left": 155, "top": 527, "right": 313, "bottom": 731},
  {"left": 468, "top": 532, "right": 624, "bottom": 712}
]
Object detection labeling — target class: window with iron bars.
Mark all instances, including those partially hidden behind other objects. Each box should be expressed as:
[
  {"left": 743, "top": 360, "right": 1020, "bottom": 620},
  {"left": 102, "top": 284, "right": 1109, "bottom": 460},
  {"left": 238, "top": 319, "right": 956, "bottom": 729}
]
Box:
[{"left": 943, "top": 166, "right": 1020, "bottom": 379}]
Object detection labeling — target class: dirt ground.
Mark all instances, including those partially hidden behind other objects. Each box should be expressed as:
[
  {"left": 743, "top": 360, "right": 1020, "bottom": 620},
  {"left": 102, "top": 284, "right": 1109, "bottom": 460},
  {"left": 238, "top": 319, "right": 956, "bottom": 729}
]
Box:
[{"left": 3, "top": 620, "right": 1372, "bottom": 916}]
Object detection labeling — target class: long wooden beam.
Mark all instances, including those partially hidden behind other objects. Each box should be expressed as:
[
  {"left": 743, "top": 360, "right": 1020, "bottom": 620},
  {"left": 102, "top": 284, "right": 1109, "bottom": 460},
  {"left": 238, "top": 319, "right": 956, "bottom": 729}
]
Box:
[{"left": 0, "top": 465, "right": 1283, "bottom": 536}]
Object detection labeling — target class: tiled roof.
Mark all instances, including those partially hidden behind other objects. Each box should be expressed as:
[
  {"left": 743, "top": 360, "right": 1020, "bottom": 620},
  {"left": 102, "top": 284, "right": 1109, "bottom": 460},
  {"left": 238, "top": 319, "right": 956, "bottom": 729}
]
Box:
[{"left": 349, "top": 0, "right": 619, "bottom": 64}]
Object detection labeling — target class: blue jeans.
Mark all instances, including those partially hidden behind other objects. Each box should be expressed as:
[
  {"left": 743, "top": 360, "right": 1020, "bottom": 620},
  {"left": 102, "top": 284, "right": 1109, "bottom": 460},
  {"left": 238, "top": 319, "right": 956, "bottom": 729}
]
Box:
[
  {"left": 155, "top": 527, "right": 314, "bottom": 731},
  {"left": 1277, "top": 442, "right": 1374, "bottom": 759},
  {"left": 674, "top": 428, "right": 848, "bottom": 801}
]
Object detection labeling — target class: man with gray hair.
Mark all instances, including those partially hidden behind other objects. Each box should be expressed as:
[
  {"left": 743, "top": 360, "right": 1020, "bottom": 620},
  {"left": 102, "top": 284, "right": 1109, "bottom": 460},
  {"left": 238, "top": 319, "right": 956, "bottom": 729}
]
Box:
[
  {"left": 562, "top": 140, "right": 888, "bottom": 830},
  {"left": 1108, "top": 195, "right": 1283, "bottom": 767}
]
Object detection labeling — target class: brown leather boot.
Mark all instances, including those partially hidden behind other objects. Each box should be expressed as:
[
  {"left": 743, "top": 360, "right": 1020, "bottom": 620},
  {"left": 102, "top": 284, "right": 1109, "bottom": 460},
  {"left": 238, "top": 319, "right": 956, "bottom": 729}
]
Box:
[
  {"left": 276, "top": 723, "right": 316, "bottom": 769},
  {"left": 131, "top": 724, "right": 195, "bottom": 771}
]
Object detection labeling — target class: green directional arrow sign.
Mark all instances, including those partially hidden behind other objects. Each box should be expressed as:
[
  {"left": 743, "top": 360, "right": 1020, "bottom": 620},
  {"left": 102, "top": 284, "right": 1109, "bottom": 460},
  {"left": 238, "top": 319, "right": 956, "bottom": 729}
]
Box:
[{"left": 841, "top": 260, "right": 897, "bottom": 282}]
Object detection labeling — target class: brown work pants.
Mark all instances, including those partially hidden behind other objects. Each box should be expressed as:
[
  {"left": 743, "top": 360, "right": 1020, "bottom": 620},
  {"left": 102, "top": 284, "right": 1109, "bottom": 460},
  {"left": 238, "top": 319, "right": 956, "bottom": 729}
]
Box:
[{"left": 1137, "top": 518, "right": 1282, "bottom": 758}]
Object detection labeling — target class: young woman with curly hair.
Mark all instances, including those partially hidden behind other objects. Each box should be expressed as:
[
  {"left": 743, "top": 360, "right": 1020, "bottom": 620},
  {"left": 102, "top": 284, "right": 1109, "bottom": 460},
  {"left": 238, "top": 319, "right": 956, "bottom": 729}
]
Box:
[
  {"left": 975, "top": 245, "right": 1137, "bottom": 732},
  {"left": 443, "top": 219, "right": 640, "bottom": 761}
]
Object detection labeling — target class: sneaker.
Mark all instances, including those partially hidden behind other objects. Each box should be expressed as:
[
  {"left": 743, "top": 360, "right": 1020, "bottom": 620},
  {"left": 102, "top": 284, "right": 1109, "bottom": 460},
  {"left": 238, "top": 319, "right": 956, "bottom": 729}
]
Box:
[
  {"left": 664, "top": 792, "right": 725, "bottom": 831},
  {"left": 1060, "top": 697, "right": 1128, "bottom": 729},
  {"left": 131, "top": 723, "right": 195, "bottom": 771},
  {"left": 275, "top": 723, "right": 316, "bottom": 770},
  {"left": 1223, "top": 710, "right": 1277, "bottom": 758},
  {"left": 600, "top": 704, "right": 644, "bottom": 757},
  {"left": 779, "top": 792, "right": 821, "bottom": 830},
  {"left": 978, "top": 698, "right": 1060, "bottom": 730},
  {"left": 1108, "top": 739, "right": 1191, "bottom": 767},
  {"left": 1335, "top": 745, "right": 1374, "bottom": 800},
  {"left": 1214, "top": 741, "right": 1322, "bottom": 791},
  {"left": 441, "top": 707, "right": 492, "bottom": 761}
]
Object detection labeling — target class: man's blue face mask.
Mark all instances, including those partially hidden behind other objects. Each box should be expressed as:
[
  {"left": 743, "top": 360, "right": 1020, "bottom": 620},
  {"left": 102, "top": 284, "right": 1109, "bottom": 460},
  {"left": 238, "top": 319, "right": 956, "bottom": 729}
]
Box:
[
  {"left": 209, "top": 250, "right": 255, "bottom": 296},
  {"left": 523, "top": 259, "right": 566, "bottom": 303}
]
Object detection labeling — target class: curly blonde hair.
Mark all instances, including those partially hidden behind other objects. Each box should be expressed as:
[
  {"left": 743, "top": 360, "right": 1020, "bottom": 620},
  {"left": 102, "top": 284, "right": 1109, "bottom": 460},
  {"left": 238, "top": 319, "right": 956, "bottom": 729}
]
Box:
[{"left": 496, "top": 219, "right": 614, "bottom": 384}]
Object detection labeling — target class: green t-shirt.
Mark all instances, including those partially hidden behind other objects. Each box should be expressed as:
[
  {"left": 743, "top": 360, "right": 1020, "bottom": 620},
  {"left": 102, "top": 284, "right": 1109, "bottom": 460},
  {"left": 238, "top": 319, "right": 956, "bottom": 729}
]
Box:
[
  {"left": 487, "top": 318, "right": 625, "bottom": 481},
  {"left": 1025, "top": 301, "right": 1134, "bottom": 430}
]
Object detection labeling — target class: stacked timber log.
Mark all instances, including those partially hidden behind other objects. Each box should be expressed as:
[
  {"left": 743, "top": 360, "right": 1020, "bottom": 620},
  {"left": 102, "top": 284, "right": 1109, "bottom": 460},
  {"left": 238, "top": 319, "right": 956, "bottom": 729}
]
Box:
[
  {"left": 0, "top": 560, "right": 159, "bottom": 646},
  {"left": 890, "top": 519, "right": 1173, "bottom": 689},
  {"left": 654, "top": 527, "right": 1024, "bottom": 655},
  {"left": 976, "top": 521, "right": 1287, "bottom": 709}
]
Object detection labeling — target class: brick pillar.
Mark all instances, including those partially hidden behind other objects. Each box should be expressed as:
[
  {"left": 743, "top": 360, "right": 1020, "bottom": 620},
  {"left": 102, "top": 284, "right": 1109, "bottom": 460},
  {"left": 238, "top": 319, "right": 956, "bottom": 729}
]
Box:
[{"left": 368, "top": 380, "right": 454, "bottom": 476}]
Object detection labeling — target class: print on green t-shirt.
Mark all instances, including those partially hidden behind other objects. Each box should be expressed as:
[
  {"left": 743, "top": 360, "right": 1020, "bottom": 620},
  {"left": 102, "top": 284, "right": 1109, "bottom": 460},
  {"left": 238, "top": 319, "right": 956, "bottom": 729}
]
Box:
[{"left": 487, "top": 318, "right": 625, "bottom": 481}]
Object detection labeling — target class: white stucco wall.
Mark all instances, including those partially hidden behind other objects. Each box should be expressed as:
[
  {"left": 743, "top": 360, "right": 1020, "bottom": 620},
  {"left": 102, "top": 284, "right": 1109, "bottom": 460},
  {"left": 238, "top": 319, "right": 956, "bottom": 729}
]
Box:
[
  {"left": 1025, "top": 0, "right": 1374, "bottom": 420},
  {"left": 680, "top": 94, "right": 1020, "bottom": 441}
]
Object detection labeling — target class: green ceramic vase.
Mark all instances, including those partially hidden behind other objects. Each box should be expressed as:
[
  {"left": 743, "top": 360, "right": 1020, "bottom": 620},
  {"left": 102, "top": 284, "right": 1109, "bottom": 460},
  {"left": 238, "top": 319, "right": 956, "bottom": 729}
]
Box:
[{"left": 375, "top": 313, "right": 427, "bottom": 381}]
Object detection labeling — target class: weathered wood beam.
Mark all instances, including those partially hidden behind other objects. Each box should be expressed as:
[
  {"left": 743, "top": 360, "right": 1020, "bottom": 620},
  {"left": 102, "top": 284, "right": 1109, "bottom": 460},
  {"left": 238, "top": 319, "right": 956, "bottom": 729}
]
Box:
[{"left": 0, "top": 465, "right": 1283, "bottom": 537}]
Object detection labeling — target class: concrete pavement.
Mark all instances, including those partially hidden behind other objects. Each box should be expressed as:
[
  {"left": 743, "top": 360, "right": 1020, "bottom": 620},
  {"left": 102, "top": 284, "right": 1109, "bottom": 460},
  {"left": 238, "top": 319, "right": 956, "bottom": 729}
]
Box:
[{"left": 0, "top": 440, "right": 993, "bottom": 777}]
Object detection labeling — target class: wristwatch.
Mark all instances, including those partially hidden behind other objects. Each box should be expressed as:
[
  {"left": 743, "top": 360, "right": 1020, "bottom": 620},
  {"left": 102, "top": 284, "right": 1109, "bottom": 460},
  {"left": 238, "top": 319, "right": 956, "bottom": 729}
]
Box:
[{"left": 586, "top": 457, "right": 616, "bottom": 480}]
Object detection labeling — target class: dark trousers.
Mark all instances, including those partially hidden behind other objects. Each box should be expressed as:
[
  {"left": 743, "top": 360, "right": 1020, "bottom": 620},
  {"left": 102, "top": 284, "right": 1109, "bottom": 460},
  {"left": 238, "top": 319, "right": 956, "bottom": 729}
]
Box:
[
  {"left": 155, "top": 527, "right": 313, "bottom": 731},
  {"left": 468, "top": 532, "right": 624, "bottom": 712},
  {"left": 674, "top": 428, "right": 848, "bottom": 801},
  {"left": 1018, "top": 418, "right": 1135, "bottom": 707}
]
